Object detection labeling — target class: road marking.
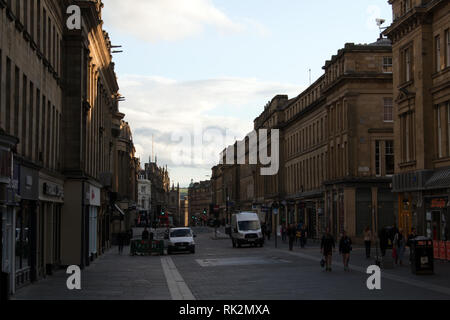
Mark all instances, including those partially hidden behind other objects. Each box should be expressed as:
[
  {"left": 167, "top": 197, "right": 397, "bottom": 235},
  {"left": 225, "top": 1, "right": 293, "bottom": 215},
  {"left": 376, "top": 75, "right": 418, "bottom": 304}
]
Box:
[
  {"left": 196, "top": 256, "right": 290, "bottom": 267},
  {"left": 161, "top": 256, "right": 196, "bottom": 300},
  {"left": 269, "top": 249, "right": 450, "bottom": 297}
]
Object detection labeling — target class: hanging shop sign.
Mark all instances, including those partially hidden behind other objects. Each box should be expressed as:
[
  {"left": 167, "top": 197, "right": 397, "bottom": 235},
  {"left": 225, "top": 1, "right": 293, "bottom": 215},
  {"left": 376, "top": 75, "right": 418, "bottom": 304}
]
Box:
[
  {"left": 43, "top": 182, "right": 63, "bottom": 198},
  {"left": 431, "top": 199, "right": 446, "bottom": 209},
  {"left": 86, "top": 184, "right": 101, "bottom": 207}
]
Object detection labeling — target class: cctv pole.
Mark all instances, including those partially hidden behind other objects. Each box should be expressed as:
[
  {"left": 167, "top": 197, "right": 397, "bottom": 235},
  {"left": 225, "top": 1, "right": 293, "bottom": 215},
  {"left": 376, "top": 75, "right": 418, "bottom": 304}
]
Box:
[{"left": 273, "top": 202, "right": 279, "bottom": 249}]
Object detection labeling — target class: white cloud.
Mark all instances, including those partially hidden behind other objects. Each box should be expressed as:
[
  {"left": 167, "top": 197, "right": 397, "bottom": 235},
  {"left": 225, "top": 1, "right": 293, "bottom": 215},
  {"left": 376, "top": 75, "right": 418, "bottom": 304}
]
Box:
[
  {"left": 103, "top": 0, "right": 268, "bottom": 42},
  {"left": 118, "top": 75, "right": 302, "bottom": 186}
]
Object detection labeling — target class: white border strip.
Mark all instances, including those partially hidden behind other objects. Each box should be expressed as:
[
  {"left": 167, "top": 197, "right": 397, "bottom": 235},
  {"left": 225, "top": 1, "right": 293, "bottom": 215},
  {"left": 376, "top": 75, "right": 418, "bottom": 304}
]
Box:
[{"left": 161, "top": 256, "right": 196, "bottom": 300}]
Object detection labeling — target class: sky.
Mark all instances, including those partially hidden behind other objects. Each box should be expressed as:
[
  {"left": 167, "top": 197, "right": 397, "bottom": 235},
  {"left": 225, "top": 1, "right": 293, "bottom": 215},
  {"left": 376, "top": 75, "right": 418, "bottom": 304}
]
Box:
[{"left": 101, "top": 0, "right": 393, "bottom": 187}]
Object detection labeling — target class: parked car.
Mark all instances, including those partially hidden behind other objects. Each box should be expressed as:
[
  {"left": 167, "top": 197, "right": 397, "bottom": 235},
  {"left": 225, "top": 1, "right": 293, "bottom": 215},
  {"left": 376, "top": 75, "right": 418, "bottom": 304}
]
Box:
[
  {"left": 231, "top": 212, "right": 264, "bottom": 248},
  {"left": 167, "top": 227, "right": 196, "bottom": 254}
]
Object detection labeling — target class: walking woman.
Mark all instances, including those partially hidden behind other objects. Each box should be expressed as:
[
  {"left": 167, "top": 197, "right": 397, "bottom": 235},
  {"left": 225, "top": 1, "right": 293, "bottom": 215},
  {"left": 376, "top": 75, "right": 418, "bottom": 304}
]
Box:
[
  {"left": 320, "top": 227, "right": 335, "bottom": 272},
  {"left": 364, "top": 226, "right": 372, "bottom": 259},
  {"left": 339, "top": 231, "right": 352, "bottom": 271},
  {"left": 394, "top": 228, "right": 406, "bottom": 265}
]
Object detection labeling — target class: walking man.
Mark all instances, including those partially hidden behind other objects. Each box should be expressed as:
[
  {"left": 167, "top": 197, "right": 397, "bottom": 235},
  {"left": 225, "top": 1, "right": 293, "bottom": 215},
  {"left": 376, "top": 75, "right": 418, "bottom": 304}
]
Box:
[
  {"left": 321, "top": 227, "right": 335, "bottom": 272},
  {"left": 364, "top": 226, "right": 372, "bottom": 259},
  {"left": 288, "top": 224, "right": 296, "bottom": 251},
  {"left": 142, "top": 227, "right": 150, "bottom": 240},
  {"left": 300, "top": 226, "right": 307, "bottom": 248}
]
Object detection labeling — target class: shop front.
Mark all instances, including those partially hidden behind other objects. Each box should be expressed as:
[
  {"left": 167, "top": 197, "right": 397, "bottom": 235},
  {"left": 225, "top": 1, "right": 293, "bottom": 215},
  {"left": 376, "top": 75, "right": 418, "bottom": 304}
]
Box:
[
  {"left": 85, "top": 183, "right": 100, "bottom": 262},
  {"left": 0, "top": 131, "right": 19, "bottom": 298},
  {"left": 39, "top": 173, "right": 64, "bottom": 275},
  {"left": 425, "top": 195, "right": 449, "bottom": 241},
  {"left": 15, "top": 162, "right": 39, "bottom": 289}
]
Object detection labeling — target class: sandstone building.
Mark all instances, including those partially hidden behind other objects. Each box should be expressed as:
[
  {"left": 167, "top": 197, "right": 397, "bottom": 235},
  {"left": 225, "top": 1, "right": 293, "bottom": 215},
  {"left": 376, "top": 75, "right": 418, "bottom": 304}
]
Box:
[{"left": 385, "top": 0, "right": 450, "bottom": 240}]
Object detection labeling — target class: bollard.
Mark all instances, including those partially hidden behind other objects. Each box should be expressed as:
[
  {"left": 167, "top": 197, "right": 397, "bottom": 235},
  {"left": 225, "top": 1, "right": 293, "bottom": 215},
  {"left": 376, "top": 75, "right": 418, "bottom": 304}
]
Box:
[
  {"left": 447, "top": 242, "right": 450, "bottom": 262},
  {"left": 440, "top": 241, "right": 446, "bottom": 261},
  {"left": 433, "top": 241, "right": 440, "bottom": 260}
]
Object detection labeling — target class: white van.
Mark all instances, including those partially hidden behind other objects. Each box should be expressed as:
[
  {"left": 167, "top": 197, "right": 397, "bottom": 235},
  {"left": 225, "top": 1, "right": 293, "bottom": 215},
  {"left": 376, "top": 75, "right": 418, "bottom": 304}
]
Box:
[{"left": 231, "top": 212, "right": 264, "bottom": 248}]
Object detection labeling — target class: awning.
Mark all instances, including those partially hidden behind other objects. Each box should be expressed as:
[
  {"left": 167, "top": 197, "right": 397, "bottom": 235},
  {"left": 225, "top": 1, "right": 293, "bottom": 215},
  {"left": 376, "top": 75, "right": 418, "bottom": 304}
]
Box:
[
  {"left": 114, "top": 204, "right": 125, "bottom": 216},
  {"left": 425, "top": 168, "right": 450, "bottom": 190}
]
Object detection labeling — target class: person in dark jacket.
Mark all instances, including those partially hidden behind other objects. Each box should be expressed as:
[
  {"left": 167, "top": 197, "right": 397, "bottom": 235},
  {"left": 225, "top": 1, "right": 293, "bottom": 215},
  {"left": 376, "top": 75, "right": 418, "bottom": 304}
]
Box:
[
  {"left": 266, "top": 224, "right": 272, "bottom": 241},
  {"left": 142, "top": 227, "right": 150, "bottom": 240},
  {"left": 321, "top": 227, "right": 335, "bottom": 272},
  {"left": 339, "top": 231, "right": 352, "bottom": 271},
  {"left": 261, "top": 222, "right": 266, "bottom": 240},
  {"left": 287, "top": 224, "right": 296, "bottom": 251},
  {"left": 300, "top": 226, "right": 308, "bottom": 248},
  {"left": 379, "top": 227, "right": 388, "bottom": 257}
]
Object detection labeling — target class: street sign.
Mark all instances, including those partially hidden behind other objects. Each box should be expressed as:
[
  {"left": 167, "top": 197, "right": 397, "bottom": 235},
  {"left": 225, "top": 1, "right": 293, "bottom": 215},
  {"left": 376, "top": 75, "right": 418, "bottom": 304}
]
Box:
[{"left": 273, "top": 208, "right": 279, "bottom": 215}]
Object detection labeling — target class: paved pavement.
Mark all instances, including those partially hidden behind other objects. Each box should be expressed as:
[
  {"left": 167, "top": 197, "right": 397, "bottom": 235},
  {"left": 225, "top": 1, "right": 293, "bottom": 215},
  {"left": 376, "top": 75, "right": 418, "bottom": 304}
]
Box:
[{"left": 12, "top": 227, "right": 450, "bottom": 300}]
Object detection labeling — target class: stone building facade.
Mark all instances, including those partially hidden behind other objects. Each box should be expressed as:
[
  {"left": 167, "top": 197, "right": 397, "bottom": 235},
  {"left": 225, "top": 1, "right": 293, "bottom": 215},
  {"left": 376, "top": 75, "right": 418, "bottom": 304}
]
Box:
[
  {"left": 211, "top": 39, "right": 396, "bottom": 240},
  {"left": 0, "top": 0, "right": 65, "bottom": 292},
  {"left": 385, "top": 0, "right": 450, "bottom": 241},
  {"left": 0, "top": 0, "right": 137, "bottom": 296},
  {"left": 188, "top": 180, "right": 213, "bottom": 225}
]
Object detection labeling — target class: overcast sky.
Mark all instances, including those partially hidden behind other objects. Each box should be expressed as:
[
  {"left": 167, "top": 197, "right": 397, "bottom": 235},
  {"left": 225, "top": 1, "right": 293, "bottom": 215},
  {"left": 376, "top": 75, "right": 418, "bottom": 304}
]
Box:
[{"left": 102, "top": 0, "right": 392, "bottom": 187}]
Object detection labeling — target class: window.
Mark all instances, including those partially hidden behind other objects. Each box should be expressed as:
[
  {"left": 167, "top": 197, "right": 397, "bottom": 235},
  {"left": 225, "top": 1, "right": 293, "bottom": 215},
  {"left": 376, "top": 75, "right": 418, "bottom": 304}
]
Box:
[
  {"left": 385, "top": 141, "right": 394, "bottom": 175},
  {"left": 14, "top": 66, "right": 20, "bottom": 137},
  {"left": 446, "top": 30, "right": 450, "bottom": 68},
  {"left": 29, "top": 82, "right": 34, "bottom": 159},
  {"left": 384, "top": 98, "right": 393, "bottom": 122},
  {"left": 35, "top": 89, "right": 40, "bottom": 161},
  {"left": 22, "top": 74, "right": 27, "bottom": 155},
  {"left": 375, "top": 141, "right": 381, "bottom": 176},
  {"left": 5, "top": 57, "right": 12, "bottom": 133},
  {"left": 383, "top": 56, "right": 393, "bottom": 73},
  {"left": 404, "top": 47, "right": 412, "bottom": 82},
  {"left": 437, "top": 106, "right": 443, "bottom": 158},
  {"left": 37, "top": 0, "right": 41, "bottom": 48},
  {"left": 436, "top": 35, "right": 441, "bottom": 72}
]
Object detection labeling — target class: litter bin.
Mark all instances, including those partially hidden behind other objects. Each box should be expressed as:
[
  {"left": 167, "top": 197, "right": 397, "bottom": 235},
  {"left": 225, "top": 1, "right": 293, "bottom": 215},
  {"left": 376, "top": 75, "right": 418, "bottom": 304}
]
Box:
[
  {"left": 410, "top": 236, "right": 434, "bottom": 275},
  {"left": 1, "top": 272, "right": 10, "bottom": 301}
]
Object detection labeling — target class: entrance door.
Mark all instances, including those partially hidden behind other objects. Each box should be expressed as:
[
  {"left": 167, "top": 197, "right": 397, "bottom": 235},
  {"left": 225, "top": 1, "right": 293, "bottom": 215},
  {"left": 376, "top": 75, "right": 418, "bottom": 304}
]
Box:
[{"left": 432, "top": 211, "right": 441, "bottom": 241}]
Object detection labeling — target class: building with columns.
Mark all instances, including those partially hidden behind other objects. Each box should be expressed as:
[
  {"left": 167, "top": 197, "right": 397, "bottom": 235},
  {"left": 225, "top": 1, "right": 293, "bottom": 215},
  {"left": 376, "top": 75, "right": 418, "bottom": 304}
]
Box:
[
  {"left": 385, "top": 0, "right": 450, "bottom": 241},
  {"left": 212, "top": 39, "right": 396, "bottom": 240},
  {"left": 0, "top": 0, "right": 138, "bottom": 296}
]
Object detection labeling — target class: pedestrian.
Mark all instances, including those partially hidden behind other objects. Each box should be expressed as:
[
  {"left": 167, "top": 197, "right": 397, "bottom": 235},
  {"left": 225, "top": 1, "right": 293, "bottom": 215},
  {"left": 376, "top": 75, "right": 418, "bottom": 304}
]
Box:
[
  {"left": 281, "top": 224, "right": 287, "bottom": 243},
  {"left": 118, "top": 232, "right": 125, "bottom": 255},
  {"left": 261, "top": 222, "right": 267, "bottom": 241},
  {"left": 407, "top": 227, "right": 417, "bottom": 264},
  {"left": 300, "top": 226, "right": 307, "bottom": 248},
  {"left": 379, "top": 227, "right": 388, "bottom": 257},
  {"left": 339, "top": 231, "right": 352, "bottom": 271},
  {"left": 288, "top": 224, "right": 296, "bottom": 251},
  {"left": 394, "top": 228, "right": 406, "bottom": 265},
  {"left": 364, "top": 226, "right": 372, "bottom": 259},
  {"left": 142, "top": 226, "right": 150, "bottom": 240},
  {"left": 320, "top": 227, "right": 335, "bottom": 272},
  {"left": 266, "top": 224, "right": 272, "bottom": 241}
]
